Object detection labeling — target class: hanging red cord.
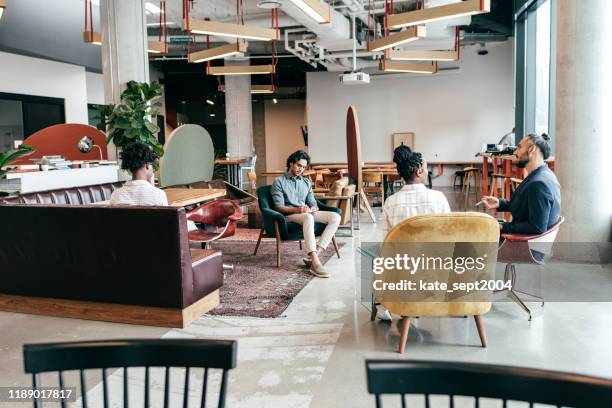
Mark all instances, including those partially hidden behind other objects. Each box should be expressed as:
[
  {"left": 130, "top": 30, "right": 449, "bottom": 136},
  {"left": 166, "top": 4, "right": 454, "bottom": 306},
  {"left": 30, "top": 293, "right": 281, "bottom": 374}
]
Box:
[
  {"left": 455, "top": 26, "right": 461, "bottom": 59},
  {"left": 384, "top": 0, "right": 389, "bottom": 36},
  {"left": 84, "top": 0, "right": 94, "bottom": 42},
  {"left": 367, "top": 0, "right": 373, "bottom": 48},
  {"left": 270, "top": 7, "right": 279, "bottom": 91},
  {"left": 157, "top": 0, "right": 168, "bottom": 53},
  {"left": 183, "top": 0, "right": 190, "bottom": 32}
]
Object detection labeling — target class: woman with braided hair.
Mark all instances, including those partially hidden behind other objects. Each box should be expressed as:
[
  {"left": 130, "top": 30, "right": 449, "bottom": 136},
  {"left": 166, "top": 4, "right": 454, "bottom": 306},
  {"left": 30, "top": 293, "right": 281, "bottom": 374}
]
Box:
[
  {"left": 382, "top": 145, "right": 451, "bottom": 231},
  {"left": 376, "top": 145, "right": 451, "bottom": 321}
]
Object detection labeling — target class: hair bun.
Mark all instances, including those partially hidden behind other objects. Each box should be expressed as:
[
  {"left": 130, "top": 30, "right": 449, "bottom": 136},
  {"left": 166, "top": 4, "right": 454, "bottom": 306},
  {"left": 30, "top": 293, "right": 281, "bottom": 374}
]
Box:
[{"left": 541, "top": 133, "right": 550, "bottom": 141}]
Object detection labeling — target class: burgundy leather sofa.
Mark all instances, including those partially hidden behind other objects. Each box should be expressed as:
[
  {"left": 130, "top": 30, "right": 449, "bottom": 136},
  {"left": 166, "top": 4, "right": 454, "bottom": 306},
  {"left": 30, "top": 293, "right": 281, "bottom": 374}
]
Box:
[{"left": 0, "top": 182, "right": 223, "bottom": 328}]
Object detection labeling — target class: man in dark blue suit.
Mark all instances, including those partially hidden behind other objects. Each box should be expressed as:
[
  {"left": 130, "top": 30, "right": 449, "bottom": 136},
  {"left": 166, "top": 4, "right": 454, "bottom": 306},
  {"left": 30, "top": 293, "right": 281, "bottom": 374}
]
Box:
[{"left": 481, "top": 133, "right": 561, "bottom": 234}]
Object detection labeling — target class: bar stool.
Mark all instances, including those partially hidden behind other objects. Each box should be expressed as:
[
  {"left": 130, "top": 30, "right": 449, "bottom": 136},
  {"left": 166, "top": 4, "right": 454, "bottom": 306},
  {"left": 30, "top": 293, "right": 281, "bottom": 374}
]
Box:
[
  {"left": 451, "top": 169, "right": 465, "bottom": 189},
  {"left": 490, "top": 173, "right": 512, "bottom": 199},
  {"left": 461, "top": 167, "right": 480, "bottom": 209}
]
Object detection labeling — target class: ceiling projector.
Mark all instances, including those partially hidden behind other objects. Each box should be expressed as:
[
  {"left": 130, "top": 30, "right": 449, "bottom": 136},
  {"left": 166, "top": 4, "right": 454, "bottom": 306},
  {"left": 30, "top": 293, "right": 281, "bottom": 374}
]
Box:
[{"left": 339, "top": 72, "right": 370, "bottom": 84}]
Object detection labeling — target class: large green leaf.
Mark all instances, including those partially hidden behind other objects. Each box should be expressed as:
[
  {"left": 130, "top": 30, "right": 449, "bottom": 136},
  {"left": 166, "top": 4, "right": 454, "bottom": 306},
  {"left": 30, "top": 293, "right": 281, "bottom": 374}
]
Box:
[{"left": 0, "top": 145, "right": 36, "bottom": 175}]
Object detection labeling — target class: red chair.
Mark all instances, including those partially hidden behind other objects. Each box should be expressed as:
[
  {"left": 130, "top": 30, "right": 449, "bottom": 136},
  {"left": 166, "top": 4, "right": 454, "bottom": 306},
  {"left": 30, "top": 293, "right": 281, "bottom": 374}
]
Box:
[
  {"left": 187, "top": 199, "right": 243, "bottom": 249},
  {"left": 497, "top": 217, "right": 564, "bottom": 320}
]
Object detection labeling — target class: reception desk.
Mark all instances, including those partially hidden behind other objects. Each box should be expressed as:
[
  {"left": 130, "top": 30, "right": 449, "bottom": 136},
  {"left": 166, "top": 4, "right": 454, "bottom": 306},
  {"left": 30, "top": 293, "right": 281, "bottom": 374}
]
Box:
[{"left": 4, "top": 165, "right": 124, "bottom": 194}]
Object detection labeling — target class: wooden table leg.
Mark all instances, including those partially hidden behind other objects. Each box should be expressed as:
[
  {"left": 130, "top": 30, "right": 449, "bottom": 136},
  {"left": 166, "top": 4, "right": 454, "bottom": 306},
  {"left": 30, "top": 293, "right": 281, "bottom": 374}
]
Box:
[
  {"left": 504, "top": 159, "right": 512, "bottom": 200},
  {"left": 491, "top": 157, "right": 499, "bottom": 198},
  {"left": 481, "top": 156, "right": 489, "bottom": 196}
]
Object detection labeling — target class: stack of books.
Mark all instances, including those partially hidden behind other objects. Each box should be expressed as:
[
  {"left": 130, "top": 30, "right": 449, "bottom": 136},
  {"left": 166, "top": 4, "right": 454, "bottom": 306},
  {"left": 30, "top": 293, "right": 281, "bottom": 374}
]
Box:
[{"left": 41, "top": 156, "right": 71, "bottom": 169}]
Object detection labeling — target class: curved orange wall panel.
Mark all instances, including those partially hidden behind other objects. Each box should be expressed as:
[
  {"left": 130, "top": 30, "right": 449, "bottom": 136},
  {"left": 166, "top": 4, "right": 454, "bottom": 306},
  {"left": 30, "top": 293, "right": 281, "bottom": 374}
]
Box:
[{"left": 13, "top": 123, "right": 108, "bottom": 164}]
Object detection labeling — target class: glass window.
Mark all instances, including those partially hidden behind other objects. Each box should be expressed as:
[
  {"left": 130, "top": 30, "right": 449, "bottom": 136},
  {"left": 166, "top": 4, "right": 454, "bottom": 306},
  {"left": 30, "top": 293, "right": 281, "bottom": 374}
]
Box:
[
  {"left": 534, "top": 0, "right": 551, "bottom": 135},
  {"left": 515, "top": 0, "right": 555, "bottom": 142},
  {"left": 0, "top": 99, "right": 25, "bottom": 152}
]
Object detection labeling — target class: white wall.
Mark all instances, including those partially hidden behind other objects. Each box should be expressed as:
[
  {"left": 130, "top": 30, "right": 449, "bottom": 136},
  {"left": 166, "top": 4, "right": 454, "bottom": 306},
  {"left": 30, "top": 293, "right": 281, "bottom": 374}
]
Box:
[
  {"left": 86, "top": 72, "right": 105, "bottom": 105},
  {"left": 307, "top": 41, "right": 515, "bottom": 165},
  {"left": 264, "top": 99, "right": 307, "bottom": 171},
  {"left": 0, "top": 51, "right": 89, "bottom": 124}
]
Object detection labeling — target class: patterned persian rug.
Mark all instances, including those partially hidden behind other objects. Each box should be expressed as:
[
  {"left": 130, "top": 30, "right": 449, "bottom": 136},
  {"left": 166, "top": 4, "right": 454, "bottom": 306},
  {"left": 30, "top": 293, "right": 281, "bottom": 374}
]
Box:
[{"left": 209, "top": 232, "right": 342, "bottom": 318}]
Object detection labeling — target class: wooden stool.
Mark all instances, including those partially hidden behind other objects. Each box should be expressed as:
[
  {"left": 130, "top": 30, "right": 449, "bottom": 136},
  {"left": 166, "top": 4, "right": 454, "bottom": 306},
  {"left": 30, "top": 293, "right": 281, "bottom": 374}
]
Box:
[
  {"left": 462, "top": 167, "right": 481, "bottom": 210},
  {"left": 490, "top": 173, "right": 512, "bottom": 199}
]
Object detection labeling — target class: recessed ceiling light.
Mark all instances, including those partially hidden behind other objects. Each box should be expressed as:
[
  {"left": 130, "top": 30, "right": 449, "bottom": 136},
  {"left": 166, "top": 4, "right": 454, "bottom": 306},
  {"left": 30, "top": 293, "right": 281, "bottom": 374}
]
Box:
[
  {"left": 273, "top": 98, "right": 278, "bottom": 104},
  {"left": 206, "top": 99, "right": 215, "bottom": 105},
  {"left": 210, "top": 113, "right": 216, "bottom": 117},
  {"left": 257, "top": 0, "right": 282, "bottom": 9}
]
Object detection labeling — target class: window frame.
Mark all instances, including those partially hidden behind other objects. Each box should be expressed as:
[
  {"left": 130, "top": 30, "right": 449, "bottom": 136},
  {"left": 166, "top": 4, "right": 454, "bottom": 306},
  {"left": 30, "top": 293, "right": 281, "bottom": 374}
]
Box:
[{"left": 514, "top": 0, "right": 556, "bottom": 150}]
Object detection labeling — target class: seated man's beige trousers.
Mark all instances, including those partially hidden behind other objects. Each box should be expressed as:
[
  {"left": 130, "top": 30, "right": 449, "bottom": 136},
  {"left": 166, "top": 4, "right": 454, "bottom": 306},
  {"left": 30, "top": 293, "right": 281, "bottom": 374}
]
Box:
[{"left": 286, "top": 211, "right": 341, "bottom": 254}]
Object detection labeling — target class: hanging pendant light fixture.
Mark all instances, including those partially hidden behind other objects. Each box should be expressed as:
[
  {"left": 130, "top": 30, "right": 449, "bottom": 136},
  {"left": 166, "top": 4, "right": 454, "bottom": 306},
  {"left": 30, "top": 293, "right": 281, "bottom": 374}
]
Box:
[
  {"left": 287, "top": 0, "right": 331, "bottom": 24},
  {"left": 83, "top": 0, "right": 101, "bottom": 45},
  {"left": 148, "top": 0, "right": 168, "bottom": 54},
  {"left": 218, "top": 84, "right": 277, "bottom": 94},
  {"left": 386, "top": 26, "right": 461, "bottom": 61},
  {"left": 203, "top": 4, "right": 278, "bottom": 79},
  {"left": 380, "top": 59, "right": 438, "bottom": 74},
  {"left": 189, "top": 41, "right": 248, "bottom": 63},
  {"left": 388, "top": 0, "right": 491, "bottom": 29},
  {"left": 368, "top": 26, "right": 426, "bottom": 52},
  {"left": 183, "top": 19, "right": 277, "bottom": 41},
  {"left": 207, "top": 65, "right": 276, "bottom": 76}
]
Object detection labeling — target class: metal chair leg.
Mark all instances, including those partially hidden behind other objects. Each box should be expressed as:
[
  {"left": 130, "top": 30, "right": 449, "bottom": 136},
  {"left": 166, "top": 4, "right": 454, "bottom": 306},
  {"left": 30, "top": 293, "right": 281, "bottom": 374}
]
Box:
[
  {"left": 508, "top": 290, "right": 533, "bottom": 321},
  {"left": 370, "top": 293, "right": 377, "bottom": 322}
]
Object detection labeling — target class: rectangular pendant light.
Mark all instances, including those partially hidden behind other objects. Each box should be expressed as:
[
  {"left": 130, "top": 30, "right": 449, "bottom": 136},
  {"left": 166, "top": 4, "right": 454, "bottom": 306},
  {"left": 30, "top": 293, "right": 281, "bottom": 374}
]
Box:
[
  {"left": 148, "top": 40, "right": 166, "bottom": 54},
  {"left": 380, "top": 60, "right": 437, "bottom": 74},
  {"left": 288, "top": 0, "right": 331, "bottom": 24},
  {"left": 218, "top": 84, "right": 276, "bottom": 94},
  {"left": 0, "top": 0, "right": 6, "bottom": 20},
  {"left": 388, "top": 0, "right": 491, "bottom": 29},
  {"left": 183, "top": 19, "right": 277, "bottom": 41},
  {"left": 207, "top": 65, "right": 275, "bottom": 76},
  {"left": 367, "top": 25, "right": 426, "bottom": 52},
  {"left": 386, "top": 49, "right": 458, "bottom": 61},
  {"left": 250, "top": 85, "right": 276, "bottom": 94},
  {"left": 189, "top": 41, "right": 248, "bottom": 63},
  {"left": 83, "top": 31, "right": 102, "bottom": 45}
]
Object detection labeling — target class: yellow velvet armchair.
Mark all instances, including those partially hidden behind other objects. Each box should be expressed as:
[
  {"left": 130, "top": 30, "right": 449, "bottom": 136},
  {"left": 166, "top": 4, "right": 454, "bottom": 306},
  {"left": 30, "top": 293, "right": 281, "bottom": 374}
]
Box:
[{"left": 375, "top": 212, "right": 500, "bottom": 353}]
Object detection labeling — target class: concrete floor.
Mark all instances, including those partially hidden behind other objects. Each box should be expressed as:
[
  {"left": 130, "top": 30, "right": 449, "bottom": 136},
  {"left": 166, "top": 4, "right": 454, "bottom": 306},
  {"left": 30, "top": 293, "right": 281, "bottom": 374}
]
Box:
[{"left": 1, "top": 188, "right": 611, "bottom": 407}]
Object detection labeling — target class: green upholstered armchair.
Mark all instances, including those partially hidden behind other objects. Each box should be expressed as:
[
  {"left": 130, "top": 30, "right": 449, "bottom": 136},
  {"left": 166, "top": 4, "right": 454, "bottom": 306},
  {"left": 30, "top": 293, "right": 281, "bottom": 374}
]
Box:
[{"left": 253, "top": 185, "right": 341, "bottom": 267}]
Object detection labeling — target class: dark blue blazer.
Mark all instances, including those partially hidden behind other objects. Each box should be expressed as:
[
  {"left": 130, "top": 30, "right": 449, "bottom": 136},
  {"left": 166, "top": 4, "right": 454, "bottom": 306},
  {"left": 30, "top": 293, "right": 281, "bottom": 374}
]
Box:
[{"left": 499, "top": 164, "right": 561, "bottom": 234}]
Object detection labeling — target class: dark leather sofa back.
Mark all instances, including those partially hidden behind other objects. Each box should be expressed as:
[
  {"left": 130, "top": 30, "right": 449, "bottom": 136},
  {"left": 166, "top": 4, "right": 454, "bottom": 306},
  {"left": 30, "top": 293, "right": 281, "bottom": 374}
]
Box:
[
  {"left": 0, "top": 205, "right": 216, "bottom": 309},
  {"left": 0, "top": 182, "right": 124, "bottom": 205}
]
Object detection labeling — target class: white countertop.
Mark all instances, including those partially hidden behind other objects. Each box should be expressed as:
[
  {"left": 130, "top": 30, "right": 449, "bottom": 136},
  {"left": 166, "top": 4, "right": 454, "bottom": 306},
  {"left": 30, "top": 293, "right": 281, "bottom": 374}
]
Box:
[{"left": 4, "top": 165, "right": 123, "bottom": 194}]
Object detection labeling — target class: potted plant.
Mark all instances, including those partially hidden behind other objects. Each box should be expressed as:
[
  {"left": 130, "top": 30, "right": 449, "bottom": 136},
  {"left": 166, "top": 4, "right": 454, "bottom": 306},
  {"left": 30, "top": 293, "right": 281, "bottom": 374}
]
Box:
[
  {"left": 0, "top": 145, "right": 36, "bottom": 196},
  {"left": 97, "top": 80, "right": 164, "bottom": 167}
]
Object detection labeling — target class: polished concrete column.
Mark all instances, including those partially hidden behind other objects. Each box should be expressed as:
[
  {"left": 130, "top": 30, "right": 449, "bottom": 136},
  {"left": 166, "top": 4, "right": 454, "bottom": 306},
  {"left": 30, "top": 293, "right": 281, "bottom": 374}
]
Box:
[
  {"left": 100, "top": 0, "right": 149, "bottom": 159},
  {"left": 555, "top": 0, "right": 612, "bottom": 242},
  {"left": 224, "top": 60, "right": 254, "bottom": 158}
]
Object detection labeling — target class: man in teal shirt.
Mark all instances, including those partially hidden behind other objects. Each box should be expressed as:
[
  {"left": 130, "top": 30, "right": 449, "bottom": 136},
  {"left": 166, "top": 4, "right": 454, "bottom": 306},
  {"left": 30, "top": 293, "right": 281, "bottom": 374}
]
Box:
[{"left": 271, "top": 150, "right": 341, "bottom": 278}]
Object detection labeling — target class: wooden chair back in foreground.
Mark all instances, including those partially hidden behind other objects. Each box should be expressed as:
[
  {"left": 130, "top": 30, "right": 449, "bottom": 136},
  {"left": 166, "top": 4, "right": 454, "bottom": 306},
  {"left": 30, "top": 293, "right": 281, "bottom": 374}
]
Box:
[
  {"left": 378, "top": 212, "right": 499, "bottom": 353},
  {"left": 23, "top": 339, "right": 237, "bottom": 408},
  {"left": 366, "top": 359, "right": 612, "bottom": 408}
]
